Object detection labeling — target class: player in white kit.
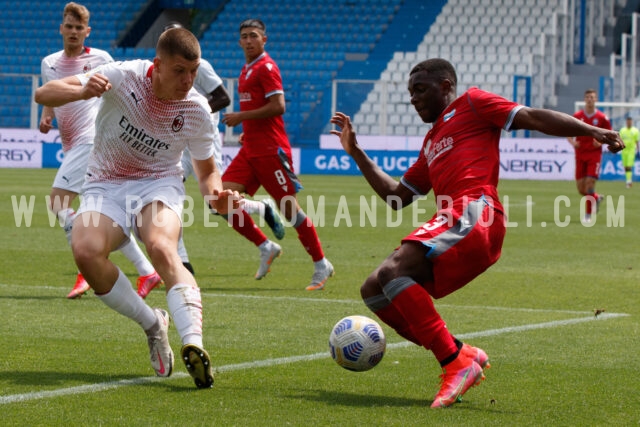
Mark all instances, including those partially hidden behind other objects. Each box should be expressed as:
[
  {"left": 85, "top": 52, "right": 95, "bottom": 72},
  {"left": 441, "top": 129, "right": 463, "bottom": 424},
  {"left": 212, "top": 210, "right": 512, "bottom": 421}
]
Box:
[
  {"left": 35, "top": 27, "right": 240, "bottom": 388},
  {"left": 39, "top": 2, "right": 162, "bottom": 299}
]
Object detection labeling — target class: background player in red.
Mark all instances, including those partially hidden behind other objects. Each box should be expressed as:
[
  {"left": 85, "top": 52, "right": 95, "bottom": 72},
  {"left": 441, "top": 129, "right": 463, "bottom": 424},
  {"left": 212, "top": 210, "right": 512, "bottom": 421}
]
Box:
[
  {"left": 567, "top": 88, "right": 612, "bottom": 223},
  {"left": 330, "top": 58, "right": 624, "bottom": 408},
  {"left": 221, "top": 19, "right": 333, "bottom": 290}
]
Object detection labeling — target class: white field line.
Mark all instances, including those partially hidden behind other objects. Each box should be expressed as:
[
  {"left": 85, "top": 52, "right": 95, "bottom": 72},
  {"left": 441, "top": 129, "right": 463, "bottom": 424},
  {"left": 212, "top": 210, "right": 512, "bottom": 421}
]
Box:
[
  {"left": 0, "top": 311, "right": 627, "bottom": 405},
  {"left": 0, "top": 283, "right": 600, "bottom": 315}
]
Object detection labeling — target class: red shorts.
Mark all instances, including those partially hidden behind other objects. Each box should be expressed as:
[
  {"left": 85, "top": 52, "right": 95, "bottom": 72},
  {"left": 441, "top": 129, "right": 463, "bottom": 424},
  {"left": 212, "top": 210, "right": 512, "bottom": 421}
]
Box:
[
  {"left": 402, "top": 195, "right": 506, "bottom": 299},
  {"left": 222, "top": 148, "right": 301, "bottom": 200},
  {"left": 574, "top": 151, "right": 602, "bottom": 180}
]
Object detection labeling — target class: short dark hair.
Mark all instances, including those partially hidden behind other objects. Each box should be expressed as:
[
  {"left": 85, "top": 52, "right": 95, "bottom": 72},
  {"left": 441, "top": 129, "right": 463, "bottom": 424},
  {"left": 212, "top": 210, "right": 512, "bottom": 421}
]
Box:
[
  {"left": 239, "top": 18, "right": 266, "bottom": 34},
  {"left": 410, "top": 58, "right": 457, "bottom": 86},
  {"left": 157, "top": 27, "right": 200, "bottom": 61}
]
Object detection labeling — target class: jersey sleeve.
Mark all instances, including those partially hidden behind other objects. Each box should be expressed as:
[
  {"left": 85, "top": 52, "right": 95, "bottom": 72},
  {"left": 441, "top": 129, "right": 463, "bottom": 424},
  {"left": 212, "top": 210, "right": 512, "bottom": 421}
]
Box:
[
  {"left": 259, "top": 61, "right": 284, "bottom": 98},
  {"left": 194, "top": 59, "right": 223, "bottom": 94},
  {"left": 76, "top": 59, "right": 144, "bottom": 92},
  {"left": 467, "top": 88, "right": 523, "bottom": 132},
  {"left": 401, "top": 149, "right": 432, "bottom": 196},
  {"left": 40, "top": 55, "right": 55, "bottom": 84}
]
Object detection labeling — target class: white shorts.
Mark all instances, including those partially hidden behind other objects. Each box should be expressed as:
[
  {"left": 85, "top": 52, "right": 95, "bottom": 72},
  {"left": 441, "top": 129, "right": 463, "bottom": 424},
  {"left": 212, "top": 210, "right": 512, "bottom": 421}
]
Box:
[
  {"left": 52, "top": 144, "right": 92, "bottom": 193},
  {"left": 78, "top": 176, "right": 185, "bottom": 238}
]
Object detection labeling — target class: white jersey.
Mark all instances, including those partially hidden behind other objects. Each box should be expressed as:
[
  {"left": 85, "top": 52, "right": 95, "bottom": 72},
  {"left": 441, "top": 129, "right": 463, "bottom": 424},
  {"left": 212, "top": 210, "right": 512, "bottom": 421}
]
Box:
[
  {"left": 193, "top": 58, "right": 224, "bottom": 96},
  {"left": 41, "top": 47, "right": 113, "bottom": 152},
  {"left": 77, "top": 59, "right": 215, "bottom": 183}
]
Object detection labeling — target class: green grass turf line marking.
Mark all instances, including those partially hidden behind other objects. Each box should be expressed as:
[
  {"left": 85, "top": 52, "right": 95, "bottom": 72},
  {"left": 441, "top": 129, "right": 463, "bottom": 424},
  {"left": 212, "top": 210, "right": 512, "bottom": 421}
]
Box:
[{"left": 0, "top": 312, "right": 627, "bottom": 405}]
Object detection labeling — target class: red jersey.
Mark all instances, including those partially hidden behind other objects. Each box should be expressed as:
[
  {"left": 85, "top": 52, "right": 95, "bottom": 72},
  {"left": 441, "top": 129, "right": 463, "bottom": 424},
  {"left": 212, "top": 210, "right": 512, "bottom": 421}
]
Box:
[
  {"left": 573, "top": 109, "right": 611, "bottom": 154},
  {"left": 401, "top": 88, "right": 523, "bottom": 208},
  {"left": 237, "top": 52, "right": 291, "bottom": 158}
]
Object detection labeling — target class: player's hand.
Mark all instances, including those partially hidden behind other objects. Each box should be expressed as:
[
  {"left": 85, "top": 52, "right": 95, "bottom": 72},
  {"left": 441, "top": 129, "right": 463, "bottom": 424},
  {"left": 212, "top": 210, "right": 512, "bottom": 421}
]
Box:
[
  {"left": 221, "top": 112, "right": 242, "bottom": 128},
  {"left": 39, "top": 116, "right": 53, "bottom": 134},
  {"left": 209, "top": 189, "right": 242, "bottom": 215},
  {"left": 330, "top": 112, "right": 358, "bottom": 155},
  {"left": 83, "top": 73, "right": 111, "bottom": 100},
  {"left": 594, "top": 130, "right": 624, "bottom": 153}
]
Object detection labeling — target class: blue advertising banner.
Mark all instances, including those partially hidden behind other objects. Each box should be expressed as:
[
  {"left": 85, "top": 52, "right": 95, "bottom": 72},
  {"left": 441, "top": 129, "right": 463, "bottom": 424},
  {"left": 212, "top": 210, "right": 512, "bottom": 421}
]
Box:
[
  {"left": 600, "top": 151, "right": 640, "bottom": 181},
  {"left": 42, "top": 143, "right": 63, "bottom": 168},
  {"left": 299, "top": 149, "right": 418, "bottom": 176}
]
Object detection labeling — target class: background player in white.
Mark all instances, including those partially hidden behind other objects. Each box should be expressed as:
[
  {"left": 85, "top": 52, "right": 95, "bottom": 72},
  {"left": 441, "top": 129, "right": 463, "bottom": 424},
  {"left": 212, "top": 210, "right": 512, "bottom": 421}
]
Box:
[
  {"left": 35, "top": 27, "right": 240, "bottom": 388},
  {"left": 39, "top": 2, "right": 162, "bottom": 299}
]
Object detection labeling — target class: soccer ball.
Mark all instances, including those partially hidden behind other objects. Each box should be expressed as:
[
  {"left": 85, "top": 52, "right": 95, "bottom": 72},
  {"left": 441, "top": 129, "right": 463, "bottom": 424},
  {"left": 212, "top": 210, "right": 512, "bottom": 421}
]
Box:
[{"left": 328, "top": 315, "right": 386, "bottom": 372}]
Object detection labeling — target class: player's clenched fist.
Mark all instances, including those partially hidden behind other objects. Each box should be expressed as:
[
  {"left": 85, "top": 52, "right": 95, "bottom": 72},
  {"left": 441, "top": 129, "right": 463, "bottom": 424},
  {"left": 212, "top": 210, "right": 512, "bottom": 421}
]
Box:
[{"left": 83, "top": 73, "right": 111, "bottom": 99}]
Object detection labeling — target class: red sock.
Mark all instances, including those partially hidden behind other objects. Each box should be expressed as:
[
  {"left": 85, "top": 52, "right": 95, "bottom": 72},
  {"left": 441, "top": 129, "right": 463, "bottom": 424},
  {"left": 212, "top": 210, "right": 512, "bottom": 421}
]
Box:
[
  {"left": 227, "top": 210, "right": 267, "bottom": 246},
  {"left": 294, "top": 216, "right": 324, "bottom": 261},
  {"left": 374, "top": 303, "right": 419, "bottom": 345},
  {"left": 584, "top": 195, "right": 592, "bottom": 214},
  {"left": 388, "top": 282, "right": 458, "bottom": 363}
]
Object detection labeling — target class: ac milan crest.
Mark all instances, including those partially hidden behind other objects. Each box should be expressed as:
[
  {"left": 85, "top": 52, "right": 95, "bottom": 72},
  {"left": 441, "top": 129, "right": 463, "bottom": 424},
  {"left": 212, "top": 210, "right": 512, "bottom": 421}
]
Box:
[{"left": 172, "top": 115, "right": 184, "bottom": 132}]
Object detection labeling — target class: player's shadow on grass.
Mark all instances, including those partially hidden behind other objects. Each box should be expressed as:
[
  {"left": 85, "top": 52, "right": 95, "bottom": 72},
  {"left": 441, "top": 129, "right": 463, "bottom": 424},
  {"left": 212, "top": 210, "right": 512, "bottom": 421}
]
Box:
[
  {"left": 288, "top": 388, "right": 425, "bottom": 407},
  {"left": 288, "top": 389, "right": 508, "bottom": 413}
]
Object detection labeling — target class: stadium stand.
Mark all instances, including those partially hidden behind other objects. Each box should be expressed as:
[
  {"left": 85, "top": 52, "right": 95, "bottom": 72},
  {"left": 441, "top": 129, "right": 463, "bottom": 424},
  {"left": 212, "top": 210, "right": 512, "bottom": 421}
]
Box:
[
  {"left": 352, "top": 0, "right": 560, "bottom": 136},
  {"left": 0, "top": 0, "right": 632, "bottom": 144},
  {"left": 0, "top": 0, "right": 147, "bottom": 128}
]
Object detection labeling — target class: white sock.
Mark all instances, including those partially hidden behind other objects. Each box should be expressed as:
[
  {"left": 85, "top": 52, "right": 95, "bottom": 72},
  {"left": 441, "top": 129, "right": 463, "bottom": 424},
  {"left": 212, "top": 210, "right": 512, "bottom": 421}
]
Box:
[
  {"left": 97, "top": 268, "right": 157, "bottom": 331},
  {"left": 58, "top": 208, "right": 75, "bottom": 245},
  {"left": 243, "top": 199, "right": 264, "bottom": 216},
  {"left": 119, "top": 236, "right": 155, "bottom": 276},
  {"left": 166, "top": 284, "right": 203, "bottom": 347},
  {"left": 177, "top": 236, "right": 190, "bottom": 264},
  {"left": 314, "top": 258, "right": 327, "bottom": 269}
]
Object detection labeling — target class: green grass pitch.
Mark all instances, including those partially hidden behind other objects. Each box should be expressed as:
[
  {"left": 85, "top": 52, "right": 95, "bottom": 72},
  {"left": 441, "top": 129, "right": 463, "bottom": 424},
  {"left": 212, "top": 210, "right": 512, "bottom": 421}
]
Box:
[{"left": 0, "top": 168, "right": 639, "bottom": 425}]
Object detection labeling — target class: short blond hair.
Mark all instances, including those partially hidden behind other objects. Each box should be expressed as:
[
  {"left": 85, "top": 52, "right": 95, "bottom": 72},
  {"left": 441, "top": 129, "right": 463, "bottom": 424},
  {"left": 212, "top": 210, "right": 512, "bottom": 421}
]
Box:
[{"left": 63, "top": 2, "right": 90, "bottom": 25}]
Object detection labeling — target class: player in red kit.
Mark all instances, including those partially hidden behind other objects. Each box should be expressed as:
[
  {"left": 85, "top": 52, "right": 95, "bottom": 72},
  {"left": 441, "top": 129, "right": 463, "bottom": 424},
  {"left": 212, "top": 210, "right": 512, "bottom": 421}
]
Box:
[
  {"left": 221, "top": 19, "right": 333, "bottom": 290},
  {"left": 567, "top": 89, "right": 612, "bottom": 223},
  {"left": 330, "top": 59, "right": 623, "bottom": 408}
]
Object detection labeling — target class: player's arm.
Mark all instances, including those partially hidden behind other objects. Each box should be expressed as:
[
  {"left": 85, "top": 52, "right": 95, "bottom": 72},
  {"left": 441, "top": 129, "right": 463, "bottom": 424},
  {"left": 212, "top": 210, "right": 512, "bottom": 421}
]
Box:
[
  {"left": 330, "top": 111, "right": 415, "bottom": 208},
  {"left": 39, "top": 105, "right": 55, "bottom": 134},
  {"left": 512, "top": 107, "right": 624, "bottom": 153},
  {"left": 206, "top": 85, "right": 231, "bottom": 113},
  {"left": 35, "top": 73, "right": 111, "bottom": 107},
  {"left": 192, "top": 156, "right": 240, "bottom": 215},
  {"left": 221, "top": 93, "right": 285, "bottom": 127}
]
